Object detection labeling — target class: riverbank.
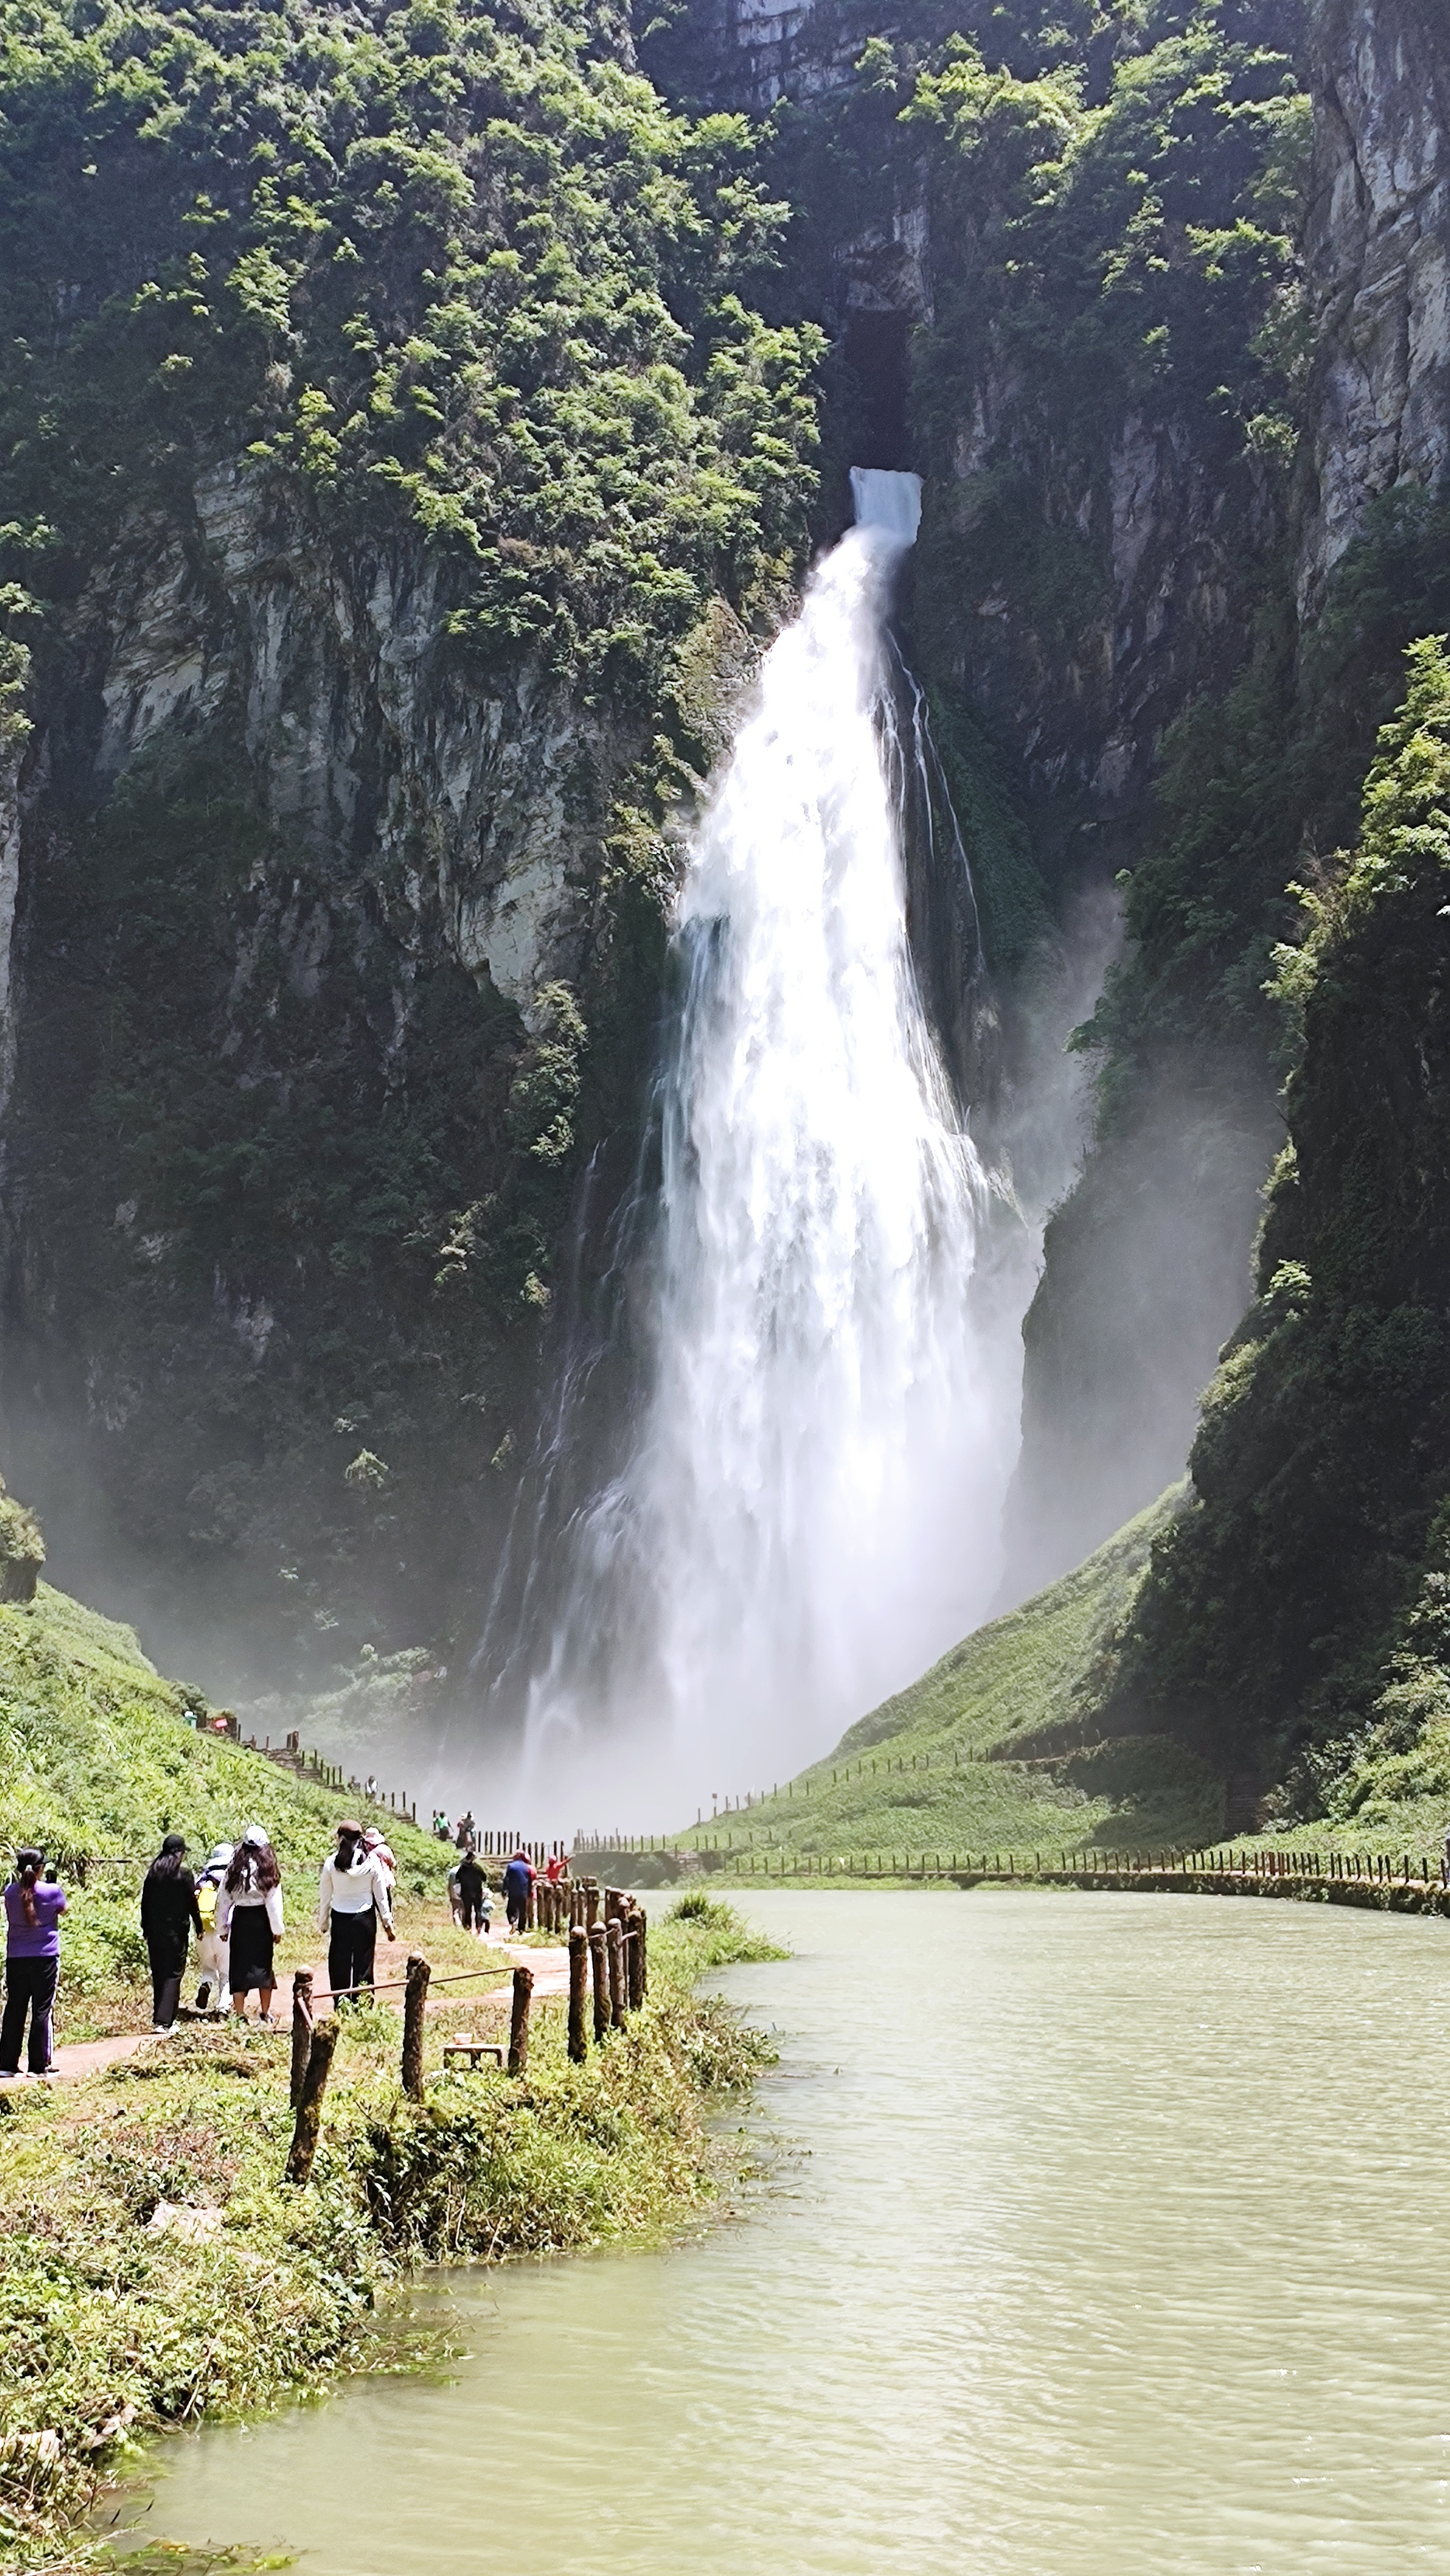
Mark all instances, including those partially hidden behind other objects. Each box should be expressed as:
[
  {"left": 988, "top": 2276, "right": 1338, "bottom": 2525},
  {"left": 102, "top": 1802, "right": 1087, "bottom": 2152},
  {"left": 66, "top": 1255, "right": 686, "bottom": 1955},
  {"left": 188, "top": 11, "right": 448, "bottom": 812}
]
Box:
[
  {"left": 0, "top": 1898, "right": 783, "bottom": 2573},
  {"left": 118, "top": 1891, "right": 1450, "bottom": 2576}
]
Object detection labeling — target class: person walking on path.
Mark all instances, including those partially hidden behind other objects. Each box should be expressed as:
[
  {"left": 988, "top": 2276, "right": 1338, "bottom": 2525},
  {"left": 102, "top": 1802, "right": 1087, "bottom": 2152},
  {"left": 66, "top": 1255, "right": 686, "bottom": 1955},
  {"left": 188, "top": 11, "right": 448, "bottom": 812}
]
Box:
[
  {"left": 0, "top": 1848, "right": 66, "bottom": 2077},
  {"left": 193, "top": 1842, "right": 234, "bottom": 2014},
  {"left": 319, "top": 1821, "right": 395, "bottom": 2003},
  {"left": 503, "top": 1846, "right": 534, "bottom": 1935},
  {"left": 362, "top": 1826, "right": 396, "bottom": 1894},
  {"left": 140, "top": 1833, "right": 202, "bottom": 2033},
  {"left": 455, "top": 1811, "right": 478, "bottom": 1854},
  {"left": 216, "top": 1826, "right": 284, "bottom": 2024},
  {"left": 456, "top": 1850, "right": 492, "bottom": 1938}
]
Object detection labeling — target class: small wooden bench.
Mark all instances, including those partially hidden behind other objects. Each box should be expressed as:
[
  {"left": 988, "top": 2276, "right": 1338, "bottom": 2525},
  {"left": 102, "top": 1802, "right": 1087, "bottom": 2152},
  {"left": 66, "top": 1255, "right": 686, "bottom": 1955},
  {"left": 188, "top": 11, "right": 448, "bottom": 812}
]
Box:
[{"left": 442, "top": 2038, "right": 504, "bottom": 2070}]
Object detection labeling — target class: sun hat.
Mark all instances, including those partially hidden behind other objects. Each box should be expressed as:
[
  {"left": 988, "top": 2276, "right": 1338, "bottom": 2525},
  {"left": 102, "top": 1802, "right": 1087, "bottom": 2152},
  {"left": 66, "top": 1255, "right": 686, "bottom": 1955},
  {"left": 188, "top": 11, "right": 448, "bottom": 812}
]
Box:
[
  {"left": 241, "top": 1823, "right": 270, "bottom": 1848},
  {"left": 336, "top": 1818, "right": 362, "bottom": 1839}
]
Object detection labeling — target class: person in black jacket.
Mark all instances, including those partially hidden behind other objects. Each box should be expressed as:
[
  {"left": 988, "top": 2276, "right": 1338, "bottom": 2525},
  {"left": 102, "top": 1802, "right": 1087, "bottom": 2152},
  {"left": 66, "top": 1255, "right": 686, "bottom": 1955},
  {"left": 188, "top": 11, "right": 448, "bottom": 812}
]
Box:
[{"left": 140, "top": 1834, "right": 203, "bottom": 2033}]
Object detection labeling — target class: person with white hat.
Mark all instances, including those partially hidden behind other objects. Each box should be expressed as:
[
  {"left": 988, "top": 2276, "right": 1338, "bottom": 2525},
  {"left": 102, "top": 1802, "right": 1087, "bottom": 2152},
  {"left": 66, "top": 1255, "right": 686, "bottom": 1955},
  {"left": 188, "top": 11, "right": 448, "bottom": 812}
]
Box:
[{"left": 216, "top": 1826, "right": 284, "bottom": 2025}]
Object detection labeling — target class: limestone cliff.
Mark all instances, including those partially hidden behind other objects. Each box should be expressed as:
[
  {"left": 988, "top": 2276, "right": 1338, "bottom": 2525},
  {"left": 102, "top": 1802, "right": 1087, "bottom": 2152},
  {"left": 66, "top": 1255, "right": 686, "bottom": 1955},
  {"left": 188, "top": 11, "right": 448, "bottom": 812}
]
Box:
[{"left": 0, "top": 0, "right": 819, "bottom": 1696}]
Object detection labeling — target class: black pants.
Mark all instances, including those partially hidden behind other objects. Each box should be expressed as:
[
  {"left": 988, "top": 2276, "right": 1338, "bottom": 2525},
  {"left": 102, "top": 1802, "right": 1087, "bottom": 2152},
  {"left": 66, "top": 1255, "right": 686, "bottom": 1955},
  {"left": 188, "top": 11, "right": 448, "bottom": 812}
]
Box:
[
  {"left": 151, "top": 1965, "right": 183, "bottom": 2029},
  {"left": 330, "top": 1906, "right": 377, "bottom": 2002},
  {"left": 460, "top": 1891, "right": 487, "bottom": 1931},
  {"left": 1, "top": 1956, "right": 59, "bottom": 2073}
]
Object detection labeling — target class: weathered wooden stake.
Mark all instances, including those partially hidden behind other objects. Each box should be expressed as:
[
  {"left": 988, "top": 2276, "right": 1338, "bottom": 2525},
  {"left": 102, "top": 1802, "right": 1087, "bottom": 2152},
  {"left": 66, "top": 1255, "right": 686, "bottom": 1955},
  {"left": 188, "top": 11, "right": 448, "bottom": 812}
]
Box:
[
  {"left": 607, "top": 1917, "right": 625, "bottom": 2028},
  {"left": 508, "top": 1964, "right": 534, "bottom": 2074},
  {"left": 402, "top": 1952, "right": 431, "bottom": 2099},
  {"left": 585, "top": 1879, "right": 601, "bottom": 1931},
  {"left": 290, "top": 1966, "right": 314, "bottom": 2110},
  {"left": 589, "top": 1922, "right": 609, "bottom": 2041},
  {"left": 284, "top": 2018, "right": 339, "bottom": 2184},
  {"left": 636, "top": 1904, "right": 648, "bottom": 2000},
  {"left": 568, "top": 1926, "right": 589, "bottom": 2063}
]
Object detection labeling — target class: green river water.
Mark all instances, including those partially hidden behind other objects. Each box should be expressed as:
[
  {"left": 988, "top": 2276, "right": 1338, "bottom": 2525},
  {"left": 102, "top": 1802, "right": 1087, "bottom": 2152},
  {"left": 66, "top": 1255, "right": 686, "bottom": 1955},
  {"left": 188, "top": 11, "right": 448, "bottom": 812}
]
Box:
[{"left": 125, "top": 1890, "right": 1450, "bottom": 2571}]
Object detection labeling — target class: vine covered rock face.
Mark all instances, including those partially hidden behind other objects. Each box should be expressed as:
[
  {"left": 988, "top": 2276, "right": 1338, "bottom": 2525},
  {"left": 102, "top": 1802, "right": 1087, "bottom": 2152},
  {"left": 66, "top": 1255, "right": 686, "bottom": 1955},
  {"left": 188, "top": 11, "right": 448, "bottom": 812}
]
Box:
[
  {"left": 0, "top": 0, "right": 821, "bottom": 1685},
  {"left": 1105, "top": 638, "right": 1450, "bottom": 1821}
]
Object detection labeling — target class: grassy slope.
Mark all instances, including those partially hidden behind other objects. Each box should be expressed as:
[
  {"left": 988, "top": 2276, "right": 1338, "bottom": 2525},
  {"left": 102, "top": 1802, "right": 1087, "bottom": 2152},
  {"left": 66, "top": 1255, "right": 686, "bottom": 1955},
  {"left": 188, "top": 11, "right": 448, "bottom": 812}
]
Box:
[
  {"left": 0, "top": 1582, "right": 452, "bottom": 2016},
  {"left": 0, "top": 1904, "right": 778, "bottom": 2571},
  {"left": 676, "top": 1492, "right": 1227, "bottom": 1864}
]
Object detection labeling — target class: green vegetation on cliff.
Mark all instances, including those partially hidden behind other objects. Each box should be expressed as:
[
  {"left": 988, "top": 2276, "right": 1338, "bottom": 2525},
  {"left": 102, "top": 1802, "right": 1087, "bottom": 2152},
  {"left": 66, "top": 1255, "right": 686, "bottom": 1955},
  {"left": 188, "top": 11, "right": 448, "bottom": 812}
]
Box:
[
  {"left": 0, "top": 0, "right": 823, "bottom": 1689},
  {"left": 1102, "top": 638, "right": 1450, "bottom": 1829}
]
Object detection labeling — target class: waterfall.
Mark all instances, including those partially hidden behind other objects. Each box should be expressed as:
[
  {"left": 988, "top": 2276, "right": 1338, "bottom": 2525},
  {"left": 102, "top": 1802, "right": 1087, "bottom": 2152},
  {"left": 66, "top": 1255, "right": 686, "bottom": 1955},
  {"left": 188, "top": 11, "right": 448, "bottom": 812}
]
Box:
[{"left": 499, "top": 472, "right": 1017, "bottom": 1814}]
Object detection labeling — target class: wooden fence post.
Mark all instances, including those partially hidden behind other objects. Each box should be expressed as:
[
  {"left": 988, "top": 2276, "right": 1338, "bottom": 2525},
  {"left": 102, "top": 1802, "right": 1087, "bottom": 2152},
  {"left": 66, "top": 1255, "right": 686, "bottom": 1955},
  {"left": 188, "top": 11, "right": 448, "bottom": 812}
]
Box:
[
  {"left": 636, "top": 1904, "right": 648, "bottom": 2001},
  {"left": 568, "top": 1926, "right": 589, "bottom": 2063},
  {"left": 289, "top": 1967, "right": 314, "bottom": 2110},
  {"left": 607, "top": 1917, "right": 625, "bottom": 2027},
  {"left": 508, "top": 1965, "right": 534, "bottom": 2075},
  {"left": 284, "top": 2019, "right": 339, "bottom": 2185},
  {"left": 402, "top": 1953, "right": 431, "bottom": 2100},
  {"left": 589, "top": 1922, "right": 609, "bottom": 2041}
]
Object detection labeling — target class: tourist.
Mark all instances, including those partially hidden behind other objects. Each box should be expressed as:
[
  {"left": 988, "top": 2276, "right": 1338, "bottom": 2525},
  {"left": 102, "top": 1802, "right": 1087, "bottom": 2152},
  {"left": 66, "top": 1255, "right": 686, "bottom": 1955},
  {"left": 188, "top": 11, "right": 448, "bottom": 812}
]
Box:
[
  {"left": 446, "top": 1859, "right": 464, "bottom": 1924},
  {"left": 140, "top": 1833, "right": 202, "bottom": 2033},
  {"left": 0, "top": 1847, "right": 65, "bottom": 2078},
  {"left": 544, "top": 1851, "right": 566, "bottom": 1887},
  {"left": 456, "top": 1850, "right": 492, "bottom": 1938},
  {"left": 193, "top": 1842, "right": 234, "bottom": 2013},
  {"left": 319, "top": 1820, "right": 396, "bottom": 2003},
  {"left": 364, "top": 1774, "right": 379, "bottom": 1802},
  {"left": 362, "top": 1824, "right": 396, "bottom": 1891},
  {"left": 432, "top": 1810, "right": 452, "bottom": 1842},
  {"left": 503, "top": 1846, "right": 534, "bottom": 1934},
  {"left": 217, "top": 1826, "right": 284, "bottom": 2024},
  {"left": 455, "top": 1810, "right": 478, "bottom": 1854}
]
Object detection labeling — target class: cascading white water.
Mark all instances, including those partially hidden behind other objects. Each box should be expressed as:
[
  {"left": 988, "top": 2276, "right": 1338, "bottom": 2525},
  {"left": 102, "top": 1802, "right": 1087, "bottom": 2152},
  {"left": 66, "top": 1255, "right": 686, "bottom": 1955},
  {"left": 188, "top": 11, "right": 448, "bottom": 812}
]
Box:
[{"left": 518, "top": 471, "right": 1016, "bottom": 1813}]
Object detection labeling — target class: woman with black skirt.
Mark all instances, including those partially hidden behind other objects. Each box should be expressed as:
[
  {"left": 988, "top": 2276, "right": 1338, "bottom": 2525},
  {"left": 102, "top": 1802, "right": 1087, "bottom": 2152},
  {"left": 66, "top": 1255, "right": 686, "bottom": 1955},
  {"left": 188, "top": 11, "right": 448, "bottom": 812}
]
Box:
[
  {"left": 216, "top": 1826, "right": 284, "bottom": 2024},
  {"left": 140, "top": 1833, "right": 202, "bottom": 2032},
  {"left": 318, "top": 1820, "right": 396, "bottom": 2002}
]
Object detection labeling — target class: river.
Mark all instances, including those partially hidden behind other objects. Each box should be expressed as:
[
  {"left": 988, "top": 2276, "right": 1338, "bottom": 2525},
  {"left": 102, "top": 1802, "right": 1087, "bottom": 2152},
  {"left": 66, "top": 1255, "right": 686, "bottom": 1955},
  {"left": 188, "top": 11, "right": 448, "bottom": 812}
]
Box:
[{"left": 127, "top": 1891, "right": 1450, "bottom": 2571}]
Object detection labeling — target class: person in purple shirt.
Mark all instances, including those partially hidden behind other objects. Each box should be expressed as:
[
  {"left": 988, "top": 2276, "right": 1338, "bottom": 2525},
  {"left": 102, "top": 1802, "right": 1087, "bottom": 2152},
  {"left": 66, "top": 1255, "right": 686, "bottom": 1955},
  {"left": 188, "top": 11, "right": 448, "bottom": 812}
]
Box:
[{"left": 1, "top": 1847, "right": 67, "bottom": 2076}]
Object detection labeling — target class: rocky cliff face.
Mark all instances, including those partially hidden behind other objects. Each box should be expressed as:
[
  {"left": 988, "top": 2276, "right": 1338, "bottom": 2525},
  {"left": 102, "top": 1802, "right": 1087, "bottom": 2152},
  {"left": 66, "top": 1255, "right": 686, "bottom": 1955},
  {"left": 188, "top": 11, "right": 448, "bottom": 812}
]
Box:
[
  {"left": 1299, "top": 0, "right": 1450, "bottom": 602},
  {"left": 0, "top": 0, "right": 820, "bottom": 1702},
  {"left": 1001, "top": 0, "right": 1450, "bottom": 1593}
]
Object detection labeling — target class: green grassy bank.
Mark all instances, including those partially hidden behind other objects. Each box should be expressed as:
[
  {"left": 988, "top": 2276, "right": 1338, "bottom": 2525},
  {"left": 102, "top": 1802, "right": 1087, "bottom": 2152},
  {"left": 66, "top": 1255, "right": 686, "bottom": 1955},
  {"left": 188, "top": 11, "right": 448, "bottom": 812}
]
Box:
[
  {"left": 0, "top": 1897, "right": 782, "bottom": 2573},
  {"left": 663, "top": 1494, "right": 1226, "bottom": 1873},
  {"left": 0, "top": 1581, "right": 454, "bottom": 2027},
  {"left": 654, "top": 1484, "right": 1450, "bottom": 1877},
  {"left": 0, "top": 1578, "right": 787, "bottom": 2571}
]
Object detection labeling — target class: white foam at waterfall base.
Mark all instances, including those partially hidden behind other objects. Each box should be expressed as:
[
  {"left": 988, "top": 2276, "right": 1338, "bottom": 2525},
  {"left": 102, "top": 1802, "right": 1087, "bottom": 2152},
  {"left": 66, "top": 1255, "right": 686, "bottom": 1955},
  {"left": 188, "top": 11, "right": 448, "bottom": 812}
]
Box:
[{"left": 519, "top": 473, "right": 1017, "bottom": 1818}]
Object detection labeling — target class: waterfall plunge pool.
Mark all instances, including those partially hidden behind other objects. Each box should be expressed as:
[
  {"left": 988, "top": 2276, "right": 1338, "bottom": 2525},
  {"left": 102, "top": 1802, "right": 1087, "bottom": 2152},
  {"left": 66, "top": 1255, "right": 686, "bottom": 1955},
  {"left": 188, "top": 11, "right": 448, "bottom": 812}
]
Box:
[{"left": 117, "top": 1891, "right": 1450, "bottom": 2572}]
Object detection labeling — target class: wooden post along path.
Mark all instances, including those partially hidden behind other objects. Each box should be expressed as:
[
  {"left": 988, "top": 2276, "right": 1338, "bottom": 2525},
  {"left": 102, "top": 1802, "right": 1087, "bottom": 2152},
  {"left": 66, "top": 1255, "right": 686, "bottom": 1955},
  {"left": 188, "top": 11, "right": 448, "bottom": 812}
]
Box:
[
  {"left": 285, "top": 2018, "right": 339, "bottom": 2185},
  {"left": 568, "top": 1926, "right": 589, "bottom": 2064},
  {"left": 402, "top": 1953, "right": 431, "bottom": 2100},
  {"left": 290, "top": 1967, "right": 314, "bottom": 2111},
  {"left": 508, "top": 1965, "right": 534, "bottom": 2075},
  {"left": 588, "top": 1922, "right": 609, "bottom": 2043}
]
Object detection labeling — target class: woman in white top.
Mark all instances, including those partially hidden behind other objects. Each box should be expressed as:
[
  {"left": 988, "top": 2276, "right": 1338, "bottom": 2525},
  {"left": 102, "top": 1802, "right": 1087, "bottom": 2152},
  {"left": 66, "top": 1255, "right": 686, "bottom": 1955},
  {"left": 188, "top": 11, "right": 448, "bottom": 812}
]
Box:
[
  {"left": 319, "top": 1821, "right": 396, "bottom": 2004},
  {"left": 216, "top": 1826, "right": 284, "bottom": 2025}
]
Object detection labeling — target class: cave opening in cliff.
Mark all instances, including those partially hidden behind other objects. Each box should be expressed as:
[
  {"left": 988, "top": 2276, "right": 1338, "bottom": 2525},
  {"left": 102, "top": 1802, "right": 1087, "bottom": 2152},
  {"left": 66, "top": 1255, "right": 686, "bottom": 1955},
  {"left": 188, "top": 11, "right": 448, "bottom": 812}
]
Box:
[{"left": 842, "top": 308, "right": 910, "bottom": 471}]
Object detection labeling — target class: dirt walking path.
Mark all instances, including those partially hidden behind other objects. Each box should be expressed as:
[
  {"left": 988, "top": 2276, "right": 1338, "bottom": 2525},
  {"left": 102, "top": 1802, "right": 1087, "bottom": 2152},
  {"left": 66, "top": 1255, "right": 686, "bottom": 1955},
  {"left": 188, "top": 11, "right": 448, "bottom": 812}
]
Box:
[{"left": 3, "top": 1942, "right": 570, "bottom": 2084}]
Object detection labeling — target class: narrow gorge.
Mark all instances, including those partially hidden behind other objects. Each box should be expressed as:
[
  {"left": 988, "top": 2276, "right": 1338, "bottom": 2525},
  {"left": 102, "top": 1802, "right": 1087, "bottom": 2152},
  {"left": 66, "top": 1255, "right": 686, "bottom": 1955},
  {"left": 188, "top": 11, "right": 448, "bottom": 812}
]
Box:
[{"left": 2, "top": 0, "right": 1449, "bottom": 1832}]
